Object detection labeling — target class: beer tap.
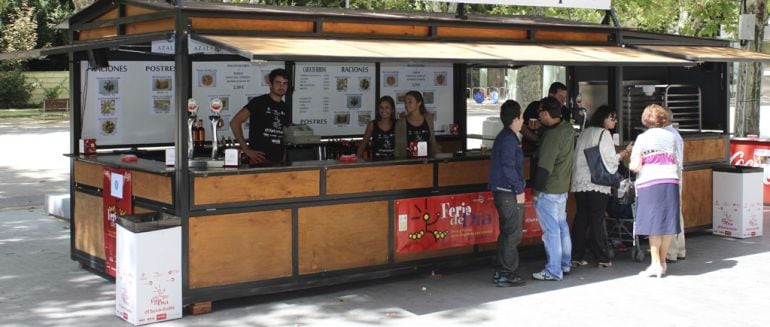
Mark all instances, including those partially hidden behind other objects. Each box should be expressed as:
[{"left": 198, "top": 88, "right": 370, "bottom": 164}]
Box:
[
  {"left": 209, "top": 98, "right": 224, "bottom": 159},
  {"left": 186, "top": 98, "right": 199, "bottom": 159}
]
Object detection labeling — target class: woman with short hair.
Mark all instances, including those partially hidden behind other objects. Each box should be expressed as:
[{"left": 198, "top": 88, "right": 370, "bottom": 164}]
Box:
[{"left": 630, "top": 104, "right": 682, "bottom": 278}]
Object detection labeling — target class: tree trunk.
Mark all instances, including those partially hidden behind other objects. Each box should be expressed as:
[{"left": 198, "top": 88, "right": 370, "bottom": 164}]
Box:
[
  {"left": 515, "top": 65, "right": 543, "bottom": 107},
  {"left": 735, "top": 0, "right": 767, "bottom": 137}
]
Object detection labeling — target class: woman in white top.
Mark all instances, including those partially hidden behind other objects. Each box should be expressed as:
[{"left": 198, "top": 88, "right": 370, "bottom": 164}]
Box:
[
  {"left": 570, "top": 105, "right": 631, "bottom": 268},
  {"left": 630, "top": 104, "right": 681, "bottom": 278}
]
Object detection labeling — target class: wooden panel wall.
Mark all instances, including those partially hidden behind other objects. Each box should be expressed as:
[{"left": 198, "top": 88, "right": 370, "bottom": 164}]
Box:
[
  {"left": 684, "top": 137, "right": 727, "bottom": 163},
  {"left": 93, "top": 8, "right": 118, "bottom": 22},
  {"left": 326, "top": 164, "right": 433, "bottom": 195},
  {"left": 438, "top": 160, "right": 489, "bottom": 187},
  {"left": 191, "top": 18, "right": 314, "bottom": 33},
  {"left": 535, "top": 31, "right": 609, "bottom": 42},
  {"left": 124, "top": 5, "right": 156, "bottom": 16},
  {"left": 436, "top": 27, "right": 527, "bottom": 40},
  {"left": 324, "top": 22, "right": 429, "bottom": 37},
  {"left": 682, "top": 169, "right": 713, "bottom": 228},
  {"left": 78, "top": 26, "right": 117, "bottom": 41},
  {"left": 74, "top": 160, "right": 104, "bottom": 188},
  {"left": 298, "top": 202, "right": 389, "bottom": 274},
  {"left": 74, "top": 192, "right": 105, "bottom": 259},
  {"left": 125, "top": 18, "right": 174, "bottom": 35},
  {"left": 194, "top": 170, "right": 319, "bottom": 205},
  {"left": 133, "top": 171, "right": 172, "bottom": 204},
  {"left": 188, "top": 210, "right": 292, "bottom": 288}
]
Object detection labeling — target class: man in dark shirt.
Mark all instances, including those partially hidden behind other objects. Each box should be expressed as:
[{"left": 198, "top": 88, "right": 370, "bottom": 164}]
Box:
[
  {"left": 521, "top": 82, "right": 569, "bottom": 143},
  {"left": 488, "top": 100, "right": 526, "bottom": 287},
  {"left": 231, "top": 68, "right": 290, "bottom": 164}
]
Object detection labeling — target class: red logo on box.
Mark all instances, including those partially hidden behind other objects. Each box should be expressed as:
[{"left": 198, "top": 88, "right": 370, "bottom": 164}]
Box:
[{"left": 157, "top": 313, "right": 167, "bottom": 320}]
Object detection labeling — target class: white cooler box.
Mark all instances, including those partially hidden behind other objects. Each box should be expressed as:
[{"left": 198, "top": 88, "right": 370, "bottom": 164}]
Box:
[
  {"left": 712, "top": 165, "right": 764, "bottom": 238},
  {"left": 116, "top": 213, "right": 182, "bottom": 325}
]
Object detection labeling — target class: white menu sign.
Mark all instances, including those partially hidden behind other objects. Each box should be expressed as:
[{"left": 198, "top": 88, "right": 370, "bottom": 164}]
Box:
[
  {"left": 380, "top": 63, "right": 454, "bottom": 135},
  {"left": 192, "top": 61, "right": 284, "bottom": 139},
  {"left": 81, "top": 61, "right": 176, "bottom": 145},
  {"left": 294, "top": 62, "right": 376, "bottom": 136}
]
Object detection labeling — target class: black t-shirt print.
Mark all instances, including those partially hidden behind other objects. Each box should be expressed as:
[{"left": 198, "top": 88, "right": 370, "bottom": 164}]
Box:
[
  {"left": 371, "top": 121, "right": 394, "bottom": 161},
  {"left": 245, "top": 94, "right": 289, "bottom": 163},
  {"left": 406, "top": 120, "right": 431, "bottom": 153}
]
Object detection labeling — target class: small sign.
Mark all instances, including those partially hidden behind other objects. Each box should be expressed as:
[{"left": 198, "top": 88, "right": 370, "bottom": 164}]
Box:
[
  {"left": 111, "top": 172, "right": 125, "bottom": 199},
  {"left": 165, "top": 148, "right": 175, "bottom": 166}
]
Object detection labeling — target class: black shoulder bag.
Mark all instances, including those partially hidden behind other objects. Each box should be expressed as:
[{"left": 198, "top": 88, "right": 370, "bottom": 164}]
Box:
[{"left": 583, "top": 130, "right": 622, "bottom": 186}]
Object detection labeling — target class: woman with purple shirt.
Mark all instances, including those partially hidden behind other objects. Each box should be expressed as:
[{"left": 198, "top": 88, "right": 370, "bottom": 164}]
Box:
[{"left": 629, "top": 104, "right": 682, "bottom": 278}]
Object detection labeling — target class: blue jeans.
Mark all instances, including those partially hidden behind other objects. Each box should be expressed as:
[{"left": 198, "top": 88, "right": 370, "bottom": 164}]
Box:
[{"left": 536, "top": 192, "right": 571, "bottom": 280}]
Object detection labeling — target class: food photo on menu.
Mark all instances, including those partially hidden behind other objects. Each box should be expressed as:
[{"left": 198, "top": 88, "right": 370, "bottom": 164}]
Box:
[
  {"left": 423, "top": 91, "right": 434, "bottom": 105},
  {"left": 153, "top": 97, "right": 172, "bottom": 114},
  {"left": 100, "top": 98, "right": 116, "bottom": 115},
  {"left": 198, "top": 70, "right": 216, "bottom": 87},
  {"left": 434, "top": 72, "right": 447, "bottom": 86},
  {"left": 335, "top": 112, "right": 350, "bottom": 125},
  {"left": 357, "top": 113, "right": 371, "bottom": 126},
  {"left": 98, "top": 79, "right": 119, "bottom": 96},
  {"left": 99, "top": 118, "right": 117, "bottom": 136},
  {"left": 347, "top": 95, "right": 362, "bottom": 109},
  {"left": 153, "top": 77, "right": 173, "bottom": 91},
  {"left": 384, "top": 73, "right": 398, "bottom": 87},
  {"left": 359, "top": 77, "right": 370, "bottom": 91},
  {"left": 336, "top": 77, "right": 348, "bottom": 91}
]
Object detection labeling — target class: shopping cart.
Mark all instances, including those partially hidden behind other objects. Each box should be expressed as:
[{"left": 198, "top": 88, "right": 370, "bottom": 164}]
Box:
[{"left": 605, "top": 167, "right": 645, "bottom": 262}]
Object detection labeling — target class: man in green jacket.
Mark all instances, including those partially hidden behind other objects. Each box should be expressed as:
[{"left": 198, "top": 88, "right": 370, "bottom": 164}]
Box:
[{"left": 531, "top": 96, "right": 575, "bottom": 281}]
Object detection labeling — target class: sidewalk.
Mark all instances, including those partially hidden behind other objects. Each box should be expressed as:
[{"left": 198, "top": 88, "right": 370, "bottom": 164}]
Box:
[
  {"left": 1, "top": 205, "right": 769, "bottom": 327},
  {"left": 2, "top": 117, "right": 770, "bottom": 326}
]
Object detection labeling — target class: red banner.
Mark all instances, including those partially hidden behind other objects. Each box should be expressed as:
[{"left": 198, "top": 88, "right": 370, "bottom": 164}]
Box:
[
  {"left": 395, "top": 190, "right": 541, "bottom": 254},
  {"left": 730, "top": 139, "right": 770, "bottom": 204},
  {"left": 103, "top": 168, "right": 132, "bottom": 277}
]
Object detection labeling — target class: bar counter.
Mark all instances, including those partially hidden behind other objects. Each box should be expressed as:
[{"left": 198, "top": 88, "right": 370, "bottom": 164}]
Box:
[
  {"left": 70, "top": 131, "right": 725, "bottom": 307},
  {"left": 71, "top": 153, "right": 510, "bottom": 306}
]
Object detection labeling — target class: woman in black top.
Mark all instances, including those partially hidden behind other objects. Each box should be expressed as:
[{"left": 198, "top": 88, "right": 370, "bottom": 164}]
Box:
[
  {"left": 394, "top": 90, "right": 438, "bottom": 159},
  {"left": 357, "top": 96, "right": 396, "bottom": 161}
]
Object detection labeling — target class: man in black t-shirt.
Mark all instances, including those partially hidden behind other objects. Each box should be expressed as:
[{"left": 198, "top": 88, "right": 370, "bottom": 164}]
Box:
[
  {"left": 521, "top": 82, "right": 570, "bottom": 143},
  {"left": 230, "top": 68, "right": 290, "bottom": 164}
]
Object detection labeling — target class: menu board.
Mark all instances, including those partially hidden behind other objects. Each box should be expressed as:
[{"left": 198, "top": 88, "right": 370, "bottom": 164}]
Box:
[
  {"left": 192, "top": 61, "right": 284, "bottom": 140},
  {"left": 81, "top": 61, "right": 176, "bottom": 145},
  {"left": 294, "top": 62, "right": 376, "bottom": 136},
  {"left": 380, "top": 63, "right": 454, "bottom": 135}
]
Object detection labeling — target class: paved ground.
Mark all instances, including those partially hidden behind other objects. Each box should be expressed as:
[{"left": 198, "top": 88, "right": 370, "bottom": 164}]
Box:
[{"left": 2, "top": 117, "right": 770, "bottom": 327}]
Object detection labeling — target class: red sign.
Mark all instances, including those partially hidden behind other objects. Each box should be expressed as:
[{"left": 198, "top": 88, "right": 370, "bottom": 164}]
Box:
[
  {"left": 730, "top": 139, "right": 770, "bottom": 204},
  {"left": 103, "top": 168, "right": 132, "bottom": 277},
  {"left": 395, "top": 190, "right": 541, "bottom": 254}
]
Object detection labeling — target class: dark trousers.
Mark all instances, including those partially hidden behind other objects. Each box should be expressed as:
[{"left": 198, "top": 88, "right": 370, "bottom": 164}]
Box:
[
  {"left": 493, "top": 191, "right": 524, "bottom": 276},
  {"left": 571, "top": 191, "right": 611, "bottom": 262}
]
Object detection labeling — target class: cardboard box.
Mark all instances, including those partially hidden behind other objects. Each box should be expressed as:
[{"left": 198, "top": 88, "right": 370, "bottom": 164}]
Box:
[
  {"left": 116, "top": 223, "right": 182, "bottom": 325},
  {"left": 712, "top": 168, "right": 764, "bottom": 238}
]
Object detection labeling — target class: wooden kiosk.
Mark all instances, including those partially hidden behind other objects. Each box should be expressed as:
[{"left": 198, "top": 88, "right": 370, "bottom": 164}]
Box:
[{"left": 5, "top": 0, "right": 769, "bottom": 313}]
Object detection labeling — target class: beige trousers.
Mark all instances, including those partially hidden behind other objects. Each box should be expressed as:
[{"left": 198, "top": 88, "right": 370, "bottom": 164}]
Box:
[{"left": 667, "top": 174, "right": 686, "bottom": 261}]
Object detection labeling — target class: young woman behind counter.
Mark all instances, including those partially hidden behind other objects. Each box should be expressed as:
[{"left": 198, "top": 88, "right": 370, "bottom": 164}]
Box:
[
  {"left": 394, "top": 90, "right": 439, "bottom": 159},
  {"left": 357, "top": 96, "right": 396, "bottom": 161}
]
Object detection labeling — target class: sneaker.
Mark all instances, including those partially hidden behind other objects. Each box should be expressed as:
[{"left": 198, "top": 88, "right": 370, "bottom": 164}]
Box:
[
  {"left": 562, "top": 267, "right": 571, "bottom": 275},
  {"left": 532, "top": 270, "right": 558, "bottom": 281},
  {"left": 492, "top": 271, "right": 501, "bottom": 284},
  {"left": 571, "top": 260, "right": 588, "bottom": 267},
  {"left": 497, "top": 274, "right": 526, "bottom": 287}
]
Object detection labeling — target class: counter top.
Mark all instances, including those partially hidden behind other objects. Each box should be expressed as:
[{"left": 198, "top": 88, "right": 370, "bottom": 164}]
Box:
[{"left": 71, "top": 152, "right": 491, "bottom": 176}]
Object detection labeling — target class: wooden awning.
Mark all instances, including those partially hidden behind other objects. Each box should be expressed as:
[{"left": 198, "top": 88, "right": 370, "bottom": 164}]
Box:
[
  {"left": 634, "top": 45, "right": 770, "bottom": 62},
  {"left": 195, "top": 35, "right": 692, "bottom": 66}
]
